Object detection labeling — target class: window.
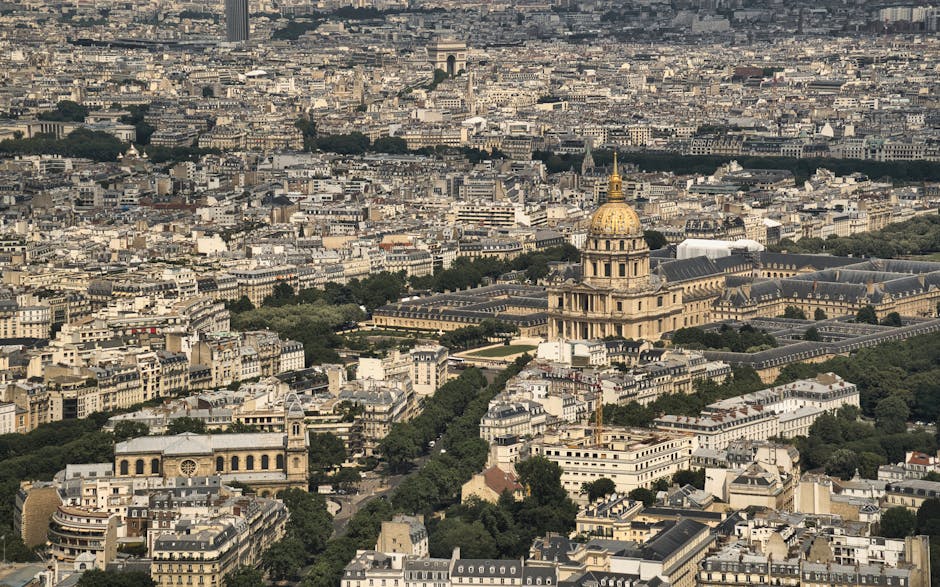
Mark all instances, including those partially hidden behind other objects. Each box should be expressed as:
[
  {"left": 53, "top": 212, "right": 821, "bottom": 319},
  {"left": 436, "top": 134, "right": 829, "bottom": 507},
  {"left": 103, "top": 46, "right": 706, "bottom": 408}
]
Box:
[
  {"left": 216, "top": 456, "right": 224, "bottom": 472},
  {"left": 120, "top": 460, "right": 129, "bottom": 475},
  {"left": 619, "top": 264, "right": 626, "bottom": 277},
  {"left": 246, "top": 455, "right": 254, "bottom": 470},
  {"left": 657, "top": 296, "right": 663, "bottom": 307},
  {"left": 604, "top": 263, "right": 611, "bottom": 277},
  {"left": 616, "top": 302, "right": 622, "bottom": 312},
  {"left": 276, "top": 454, "right": 284, "bottom": 469},
  {"left": 135, "top": 459, "right": 145, "bottom": 475},
  {"left": 151, "top": 458, "right": 160, "bottom": 475},
  {"left": 605, "top": 240, "right": 610, "bottom": 250},
  {"left": 231, "top": 456, "right": 240, "bottom": 471},
  {"left": 634, "top": 262, "right": 638, "bottom": 275},
  {"left": 261, "top": 455, "right": 269, "bottom": 469}
]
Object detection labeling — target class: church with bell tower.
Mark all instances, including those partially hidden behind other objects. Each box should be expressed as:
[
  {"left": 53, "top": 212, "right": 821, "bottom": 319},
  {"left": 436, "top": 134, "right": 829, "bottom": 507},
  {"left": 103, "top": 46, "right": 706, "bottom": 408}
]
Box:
[{"left": 547, "top": 155, "right": 685, "bottom": 341}]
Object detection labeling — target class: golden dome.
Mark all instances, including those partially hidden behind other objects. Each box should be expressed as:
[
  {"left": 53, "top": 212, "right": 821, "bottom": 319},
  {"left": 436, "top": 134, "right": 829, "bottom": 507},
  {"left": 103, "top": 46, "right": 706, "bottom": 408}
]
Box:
[
  {"left": 590, "top": 202, "right": 642, "bottom": 236},
  {"left": 588, "top": 153, "right": 643, "bottom": 236}
]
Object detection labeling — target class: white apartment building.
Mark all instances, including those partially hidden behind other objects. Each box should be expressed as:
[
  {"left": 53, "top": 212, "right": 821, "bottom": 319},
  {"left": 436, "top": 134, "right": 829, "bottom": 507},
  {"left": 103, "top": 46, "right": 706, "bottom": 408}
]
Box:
[
  {"left": 529, "top": 426, "right": 697, "bottom": 501},
  {"left": 653, "top": 405, "right": 779, "bottom": 452}
]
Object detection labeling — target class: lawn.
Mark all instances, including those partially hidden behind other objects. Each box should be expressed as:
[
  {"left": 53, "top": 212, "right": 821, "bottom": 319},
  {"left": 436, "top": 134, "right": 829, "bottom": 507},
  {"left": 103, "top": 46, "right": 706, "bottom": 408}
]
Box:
[{"left": 468, "top": 344, "right": 537, "bottom": 358}]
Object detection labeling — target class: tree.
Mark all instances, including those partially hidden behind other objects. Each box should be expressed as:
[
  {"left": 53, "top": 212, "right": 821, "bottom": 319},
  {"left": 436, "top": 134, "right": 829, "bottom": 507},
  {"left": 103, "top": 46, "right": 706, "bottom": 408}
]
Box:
[
  {"left": 38, "top": 100, "right": 89, "bottom": 122},
  {"left": 917, "top": 498, "right": 940, "bottom": 535},
  {"left": 814, "top": 308, "right": 828, "bottom": 320},
  {"left": 112, "top": 420, "right": 149, "bottom": 441},
  {"left": 77, "top": 571, "right": 156, "bottom": 587},
  {"left": 202, "top": 85, "right": 214, "bottom": 98},
  {"left": 516, "top": 457, "right": 569, "bottom": 507},
  {"left": 429, "top": 518, "right": 498, "bottom": 558},
  {"left": 858, "top": 451, "right": 886, "bottom": 479},
  {"left": 332, "top": 467, "right": 362, "bottom": 492},
  {"left": 628, "top": 487, "right": 656, "bottom": 506},
  {"left": 857, "top": 305, "right": 879, "bottom": 324},
  {"left": 263, "top": 537, "right": 306, "bottom": 581},
  {"left": 225, "top": 295, "right": 255, "bottom": 313},
  {"left": 825, "top": 448, "right": 859, "bottom": 480},
  {"left": 167, "top": 417, "right": 207, "bottom": 435},
  {"left": 879, "top": 506, "right": 916, "bottom": 538},
  {"left": 223, "top": 421, "right": 259, "bottom": 433},
  {"left": 782, "top": 305, "right": 807, "bottom": 320},
  {"left": 309, "top": 432, "right": 347, "bottom": 472},
  {"left": 264, "top": 282, "right": 296, "bottom": 306},
  {"left": 875, "top": 395, "right": 910, "bottom": 434},
  {"left": 373, "top": 136, "right": 408, "bottom": 154},
  {"left": 643, "top": 230, "right": 668, "bottom": 250},
  {"left": 224, "top": 566, "right": 264, "bottom": 587},
  {"left": 672, "top": 468, "right": 706, "bottom": 489},
  {"left": 803, "top": 326, "right": 821, "bottom": 341},
  {"left": 379, "top": 425, "right": 421, "bottom": 474},
  {"left": 278, "top": 488, "right": 333, "bottom": 554},
  {"left": 582, "top": 478, "right": 616, "bottom": 502},
  {"left": 880, "top": 312, "right": 903, "bottom": 327}
]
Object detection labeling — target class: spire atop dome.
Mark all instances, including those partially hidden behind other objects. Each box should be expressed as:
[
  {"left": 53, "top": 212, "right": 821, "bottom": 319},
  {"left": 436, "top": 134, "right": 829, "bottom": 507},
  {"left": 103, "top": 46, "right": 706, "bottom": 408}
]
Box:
[{"left": 608, "top": 152, "right": 624, "bottom": 203}]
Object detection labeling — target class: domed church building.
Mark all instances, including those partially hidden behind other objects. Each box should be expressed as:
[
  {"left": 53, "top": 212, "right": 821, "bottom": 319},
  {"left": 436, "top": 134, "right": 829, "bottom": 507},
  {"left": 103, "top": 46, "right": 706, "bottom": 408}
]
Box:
[{"left": 547, "top": 155, "right": 685, "bottom": 341}]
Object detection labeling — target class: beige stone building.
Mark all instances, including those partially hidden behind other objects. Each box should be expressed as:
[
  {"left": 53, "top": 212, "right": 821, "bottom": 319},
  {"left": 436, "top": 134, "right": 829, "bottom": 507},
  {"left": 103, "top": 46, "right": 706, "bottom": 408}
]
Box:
[
  {"left": 113, "top": 406, "right": 308, "bottom": 495},
  {"left": 375, "top": 514, "right": 429, "bottom": 557}
]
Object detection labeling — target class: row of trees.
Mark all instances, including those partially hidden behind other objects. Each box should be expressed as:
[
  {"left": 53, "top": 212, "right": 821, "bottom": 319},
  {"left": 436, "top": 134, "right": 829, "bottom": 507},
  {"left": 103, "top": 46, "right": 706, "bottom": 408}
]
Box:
[
  {"left": 533, "top": 149, "right": 940, "bottom": 183},
  {"left": 670, "top": 323, "right": 777, "bottom": 352},
  {"left": 378, "top": 367, "right": 489, "bottom": 473},
  {"left": 301, "top": 357, "right": 534, "bottom": 587},
  {"left": 258, "top": 489, "right": 335, "bottom": 582},
  {"left": 37, "top": 100, "right": 88, "bottom": 122},
  {"left": 771, "top": 214, "right": 940, "bottom": 259},
  {"left": 293, "top": 119, "right": 506, "bottom": 162},
  {"left": 0, "top": 128, "right": 125, "bottom": 161}
]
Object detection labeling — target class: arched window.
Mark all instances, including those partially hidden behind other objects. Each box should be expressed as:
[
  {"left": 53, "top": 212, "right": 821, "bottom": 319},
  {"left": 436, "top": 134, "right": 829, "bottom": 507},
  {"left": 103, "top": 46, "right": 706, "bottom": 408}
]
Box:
[
  {"left": 120, "top": 460, "right": 129, "bottom": 475},
  {"left": 293, "top": 457, "right": 300, "bottom": 469},
  {"left": 216, "top": 456, "right": 224, "bottom": 472},
  {"left": 276, "top": 454, "right": 284, "bottom": 470},
  {"left": 246, "top": 455, "right": 254, "bottom": 470},
  {"left": 135, "top": 459, "right": 144, "bottom": 475},
  {"left": 231, "top": 456, "right": 240, "bottom": 471},
  {"left": 261, "top": 455, "right": 269, "bottom": 470},
  {"left": 292, "top": 422, "right": 301, "bottom": 436},
  {"left": 150, "top": 458, "right": 160, "bottom": 475}
]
